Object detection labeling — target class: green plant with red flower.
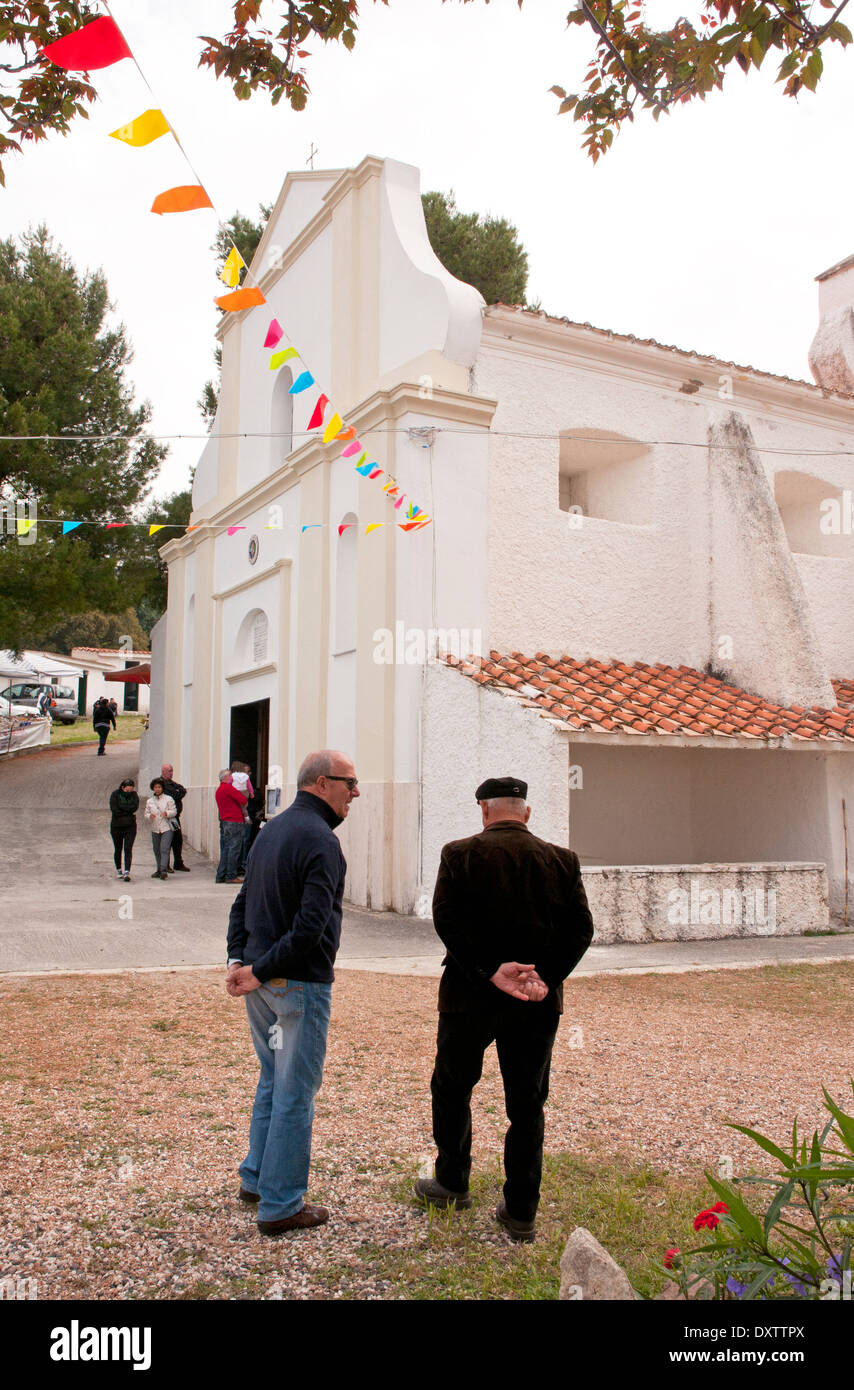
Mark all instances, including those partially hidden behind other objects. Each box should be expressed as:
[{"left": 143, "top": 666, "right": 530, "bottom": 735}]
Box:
[{"left": 661, "top": 1083, "right": 854, "bottom": 1300}]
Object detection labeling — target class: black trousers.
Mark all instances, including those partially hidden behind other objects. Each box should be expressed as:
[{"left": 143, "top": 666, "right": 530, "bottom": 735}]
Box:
[
  {"left": 431, "top": 1005, "right": 559, "bottom": 1223},
  {"left": 110, "top": 824, "right": 136, "bottom": 872},
  {"left": 169, "top": 821, "right": 185, "bottom": 868}
]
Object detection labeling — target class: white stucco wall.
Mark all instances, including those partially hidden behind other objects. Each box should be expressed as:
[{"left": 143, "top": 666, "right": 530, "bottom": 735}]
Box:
[
  {"left": 420, "top": 663, "right": 569, "bottom": 911},
  {"left": 476, "top": 316, "right": 854, "bottom": 709}
]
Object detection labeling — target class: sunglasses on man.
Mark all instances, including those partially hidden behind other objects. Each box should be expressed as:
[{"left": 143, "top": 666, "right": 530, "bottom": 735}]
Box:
[{"left": 324, "top": 775, "right": 359, "bottom": 790}]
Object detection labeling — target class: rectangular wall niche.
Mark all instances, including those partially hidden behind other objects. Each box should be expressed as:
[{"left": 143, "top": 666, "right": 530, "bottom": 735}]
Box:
[{"left": 559, "top": 429, "right": 653, "bottom": 524}]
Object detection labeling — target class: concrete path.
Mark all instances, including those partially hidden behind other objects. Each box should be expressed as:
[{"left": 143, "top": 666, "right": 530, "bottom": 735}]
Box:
[{"left": 1, "top": 741, "right": 852, "bottom": 979}]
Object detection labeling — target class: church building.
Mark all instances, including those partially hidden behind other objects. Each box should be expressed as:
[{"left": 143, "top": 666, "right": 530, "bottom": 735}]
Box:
[{"left": 147, "top": 156, "right": 854, "bottom": 938}]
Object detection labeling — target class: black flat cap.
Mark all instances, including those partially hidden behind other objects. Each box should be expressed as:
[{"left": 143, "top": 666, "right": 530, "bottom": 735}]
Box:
[{"left": 475, "top": 776, "right": 528, "bottom": 802}]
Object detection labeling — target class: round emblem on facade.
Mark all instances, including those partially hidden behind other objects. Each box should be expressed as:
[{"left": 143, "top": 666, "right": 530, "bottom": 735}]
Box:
[{"left": 248, "top": 534, "right": 259, "bottom": 565}]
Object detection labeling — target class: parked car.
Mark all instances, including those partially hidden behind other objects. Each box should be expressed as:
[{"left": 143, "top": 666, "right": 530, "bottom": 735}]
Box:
[
  {"left": 0, "top": 693, "right": 34, "bottom": 718},
  {"left": 0, "top": 683, "right": 79, "bottom": 724}
]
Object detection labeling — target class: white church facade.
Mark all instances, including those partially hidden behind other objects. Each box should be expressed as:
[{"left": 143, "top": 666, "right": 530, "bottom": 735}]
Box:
[{"left": 148, "top": 155, "right": 854, "bottom": 936}]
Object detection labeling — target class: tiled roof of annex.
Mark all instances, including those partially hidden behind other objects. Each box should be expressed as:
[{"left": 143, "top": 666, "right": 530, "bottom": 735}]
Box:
[
  {"left": 446, "top": 650, "right": 854, "bottom": 744},
  {"left": 483, "top": 304, "right": 854, "bottom": 399}
]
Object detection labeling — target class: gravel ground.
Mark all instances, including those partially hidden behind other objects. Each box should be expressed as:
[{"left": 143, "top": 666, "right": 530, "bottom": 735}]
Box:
[{"left": 1, "top": 963, "right": 852, "bottom": 1300}]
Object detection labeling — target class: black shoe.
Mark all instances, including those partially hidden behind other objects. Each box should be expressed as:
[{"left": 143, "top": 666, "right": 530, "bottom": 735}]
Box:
[
  {"left": 150, "top": 871, "right": 161, "bottom": 879},
  {"left": 495, "top": 1200, "right": 536, "bottom": 1243},
  {"left": 166, "top": 867, "right": 175, "bottom": 873},
  {"left": 239, "top": 1188, "right": 260, "bottom": 1204},
  {"left": 174, "top": 865, "right": 190, "bottom": 872},
  {"left": 413, "top": 1177, "right": 472, "bottom": 1210}
]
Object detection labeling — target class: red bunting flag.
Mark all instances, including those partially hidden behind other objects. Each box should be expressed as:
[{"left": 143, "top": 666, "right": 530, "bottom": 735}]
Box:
[
  {"left": 369, "top": 466, "right": 383, "bottom": 479},
  {"left": 151, "top": 186, "right": 213, "bottom": 215},
  {"left": 41, "top": 16, "right": 131, "bottom": 70},
  {"left": 215, "top": 287, "right": 266, "bottom": 312},
  {"left": 264, "top": 319, "right": 284, "bottom": 349},
  {"left": 105, "top": 521, "right": 127, "bottom": 529},
  {"left": 307, "top": 394, "right": 329, "bottom": 430},
  {"left": 338, "top": 523, "right": 355, "bottom": 537}
]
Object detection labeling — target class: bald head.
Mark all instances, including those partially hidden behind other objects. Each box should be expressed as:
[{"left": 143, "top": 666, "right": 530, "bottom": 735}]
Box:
[{"left": 297, "top": 749, "right": 360, "bottom": 819}]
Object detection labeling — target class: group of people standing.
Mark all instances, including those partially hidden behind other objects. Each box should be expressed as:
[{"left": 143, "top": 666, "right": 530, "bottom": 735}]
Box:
[
  {"left": 107, "top": 762, "right": 191, "bottom": 881},
  {"left": 214, "top": 762, "right": 261, "bottom": 884}
]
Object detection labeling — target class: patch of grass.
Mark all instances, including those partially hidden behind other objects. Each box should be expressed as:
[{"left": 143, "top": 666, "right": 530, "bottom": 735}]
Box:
[
  {"left": 361, "top": 1153, "right": 715, "bottom": 1301},
  {"left": 48, "top": 714, "right": 145, "bottom": 747}
]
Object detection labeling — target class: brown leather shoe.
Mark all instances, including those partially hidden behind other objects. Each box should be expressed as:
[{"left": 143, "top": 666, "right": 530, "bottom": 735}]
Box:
[
  {"left": 238, "top": 1188, "right": 260, "bottom": 1204},
  {"left": 495, "top": 1199, "right": 536, "bottom": 1243},
  {"left": 257, "top": 1204, "right": 329, "bottom": 1235}
]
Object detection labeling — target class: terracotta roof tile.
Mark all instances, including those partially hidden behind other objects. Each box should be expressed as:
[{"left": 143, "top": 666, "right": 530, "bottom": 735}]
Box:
[{"left": 444, "top": 652, "right": 854, "bottom": 745}]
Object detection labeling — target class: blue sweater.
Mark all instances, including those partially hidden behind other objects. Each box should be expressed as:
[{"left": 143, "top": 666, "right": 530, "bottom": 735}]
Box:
[{"left": 226, "top": 790, "right": 346, "bottom": 984}]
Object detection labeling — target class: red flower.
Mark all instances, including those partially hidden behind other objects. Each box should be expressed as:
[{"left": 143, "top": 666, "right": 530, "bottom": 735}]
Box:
[
  {"left": 664, "top": 1248, "right": 681, "bottom": 1268},
  {"left": 693, "top": 1202, "right": 729, "bottom": 1231}
]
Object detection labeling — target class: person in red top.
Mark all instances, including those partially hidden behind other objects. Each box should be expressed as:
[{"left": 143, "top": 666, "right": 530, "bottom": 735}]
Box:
[{"left": 215, "top": 768, "right": 248, "bottom": 884}]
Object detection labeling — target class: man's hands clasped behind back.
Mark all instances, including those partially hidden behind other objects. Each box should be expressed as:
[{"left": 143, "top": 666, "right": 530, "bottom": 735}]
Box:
[{"left": 489, "top": 962, "right": 549, "bottom": 1002}]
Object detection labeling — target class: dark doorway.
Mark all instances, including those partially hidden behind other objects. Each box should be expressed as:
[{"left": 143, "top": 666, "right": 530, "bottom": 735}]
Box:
[
  {"left": 123, "top": 661, "right": 140, "bottom": 713},
  {"left": 77, "top": 672, "right": 87, "bottom": 715},
  {"left": 229, "top": 698, "right": 270, "bottom": 813}
]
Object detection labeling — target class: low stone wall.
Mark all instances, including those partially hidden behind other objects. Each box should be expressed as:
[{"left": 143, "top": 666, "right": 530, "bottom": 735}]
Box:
[{"left": 581, "top": 862, "right": 828, "bottom": 943}]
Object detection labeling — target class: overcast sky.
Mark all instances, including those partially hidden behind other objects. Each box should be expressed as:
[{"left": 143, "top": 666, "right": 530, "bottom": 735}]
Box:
[{"left": 2, "top": 0, "right": 852, "bottom": 499}]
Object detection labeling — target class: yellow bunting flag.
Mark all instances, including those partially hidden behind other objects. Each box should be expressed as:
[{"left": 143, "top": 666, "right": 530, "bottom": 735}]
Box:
[
  {"left": 149, "top": 524, "right": 165, "bottom": 536},
  {"left": 16, "top": 518, "right": 33, "bottom": 535},
  {"left": 110, "top": 109, "right": 170, "bottom": 147},
  {"left": 215, "top": 287, "right": 266, "bottom": 312},
  {"left": 322, "top": 413, "right": 343, "bottom": 445},
  {"left": 220, "top": 246, "right": 246, "bottom": 289},
  {"left": 365, "top": 523, "right": 384, "bottom": 535},
  {"left": 269, "top": 348, "right": 299, "bottom": 370}
]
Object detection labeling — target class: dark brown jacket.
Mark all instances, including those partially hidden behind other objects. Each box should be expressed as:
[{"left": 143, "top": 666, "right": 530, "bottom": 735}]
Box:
[{"left": 432, "top": 821, "right": 594, "bottom": 1013}]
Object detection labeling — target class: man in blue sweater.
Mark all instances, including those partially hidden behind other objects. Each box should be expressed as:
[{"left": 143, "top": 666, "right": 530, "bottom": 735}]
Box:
[{"left": 225, "top": 749, "right": 359, "bottom": 1234}]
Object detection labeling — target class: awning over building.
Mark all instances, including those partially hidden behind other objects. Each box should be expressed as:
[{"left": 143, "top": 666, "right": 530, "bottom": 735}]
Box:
[{"left": 104, "top": 665, "right": 151, "bottom": 684}]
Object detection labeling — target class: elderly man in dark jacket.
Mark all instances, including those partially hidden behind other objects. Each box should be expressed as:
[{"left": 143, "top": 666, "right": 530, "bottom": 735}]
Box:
[
  {"left": 416, "top": 776, "right": 594, "bottom": 1243},
  {"left": 225, "top": 749, "right": 359, "bottom": 1235},
  {"left": 159, "top": 763, "right": 189, "bottom": 872}
]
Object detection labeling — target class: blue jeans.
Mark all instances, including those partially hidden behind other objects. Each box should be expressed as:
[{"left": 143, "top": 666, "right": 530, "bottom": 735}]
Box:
[
  {"left": 216, "top": 821, "right": 243, "bottom": 881},
  {"left": 239, "top": 979, "right": 332, "bottom": 1221}
]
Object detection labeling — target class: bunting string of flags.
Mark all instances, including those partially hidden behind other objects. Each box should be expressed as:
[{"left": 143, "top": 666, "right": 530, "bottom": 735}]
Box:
[
  {"left": 13, "top": 518, "right": 423, "bottom": 538},
  {"left": 38, "top": 6, "right": 433, "bottom": 538}
]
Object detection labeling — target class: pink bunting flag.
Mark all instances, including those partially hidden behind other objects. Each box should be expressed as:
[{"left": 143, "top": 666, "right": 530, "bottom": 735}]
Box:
[
  {"left": 394, "top": 495, "right": 406, "bottom": 510},
  {"left": 341, "top": 442, "right": 362, "bottom": 458},
  {"left": 307, "top": 395, "right": 329, "bottom": 431},
  {"left": 41, "top": 16, "right": 131, "bottom": 70},
  {"left": 264, "top": 319, "right": 284, "bottom": 349},
  {"left": 227, "top": 526, "right": 246, "bottom": 536}
]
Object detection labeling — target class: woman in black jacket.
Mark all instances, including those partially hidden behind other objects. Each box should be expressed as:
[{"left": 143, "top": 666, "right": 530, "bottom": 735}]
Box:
[{"left": 109, "top": 778, "right": 139, "bottom": 881}]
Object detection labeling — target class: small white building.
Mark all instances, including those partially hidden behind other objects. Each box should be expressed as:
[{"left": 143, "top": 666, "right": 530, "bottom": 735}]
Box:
[
  {"left": 154, "top": 156, "right": 854, "bottom": 937},
  {"left": 69, "top": 647, "right": 151, "bottom": 716}
]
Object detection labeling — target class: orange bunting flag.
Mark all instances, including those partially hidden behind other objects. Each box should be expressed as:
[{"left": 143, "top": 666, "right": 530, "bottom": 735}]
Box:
[
  {"left": 337, "top": 426, "right": 356, "bottom": 441},
  {"left": 365, "top": 523, "right": 384, "bottom": 535},
  {"left": 216, "top": 287, "right": 266, "bottom": 312},
  {"left": 152, "top": 185, "right": 213, "bottom": 215},
  {"left": 322, "top": 413, "right": 343, "bottom": 445},
  {"left": 399, "top": 520, "right": 430, "bottom": 531},
  {"left": 110, "top": 109, "right": 170, "bottom": 147},
  {"left": 307, "top": 395, "right": 329, "bottom": 430},
  {"left": 42, "top": 16, "right": 131, "bottom": 70}
]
